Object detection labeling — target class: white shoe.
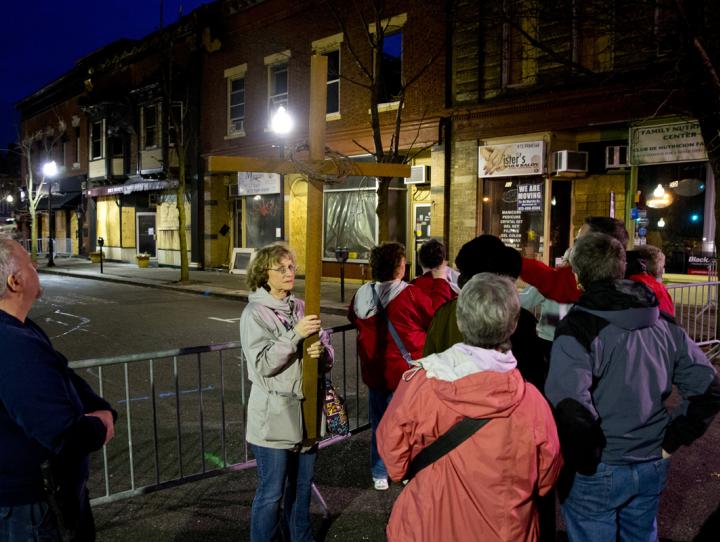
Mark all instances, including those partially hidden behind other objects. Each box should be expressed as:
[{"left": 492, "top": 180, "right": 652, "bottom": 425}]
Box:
[{"left": 373, "top": 478, "right": 389, "bottom": 491}]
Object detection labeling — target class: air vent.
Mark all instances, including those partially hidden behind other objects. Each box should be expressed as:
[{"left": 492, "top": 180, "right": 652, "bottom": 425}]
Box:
[
  {"left": 404, "top": 165, "right": 430, "bottom": 185},
  {"left": 552, "top": 150, "right": 588, "bottom": 174}
]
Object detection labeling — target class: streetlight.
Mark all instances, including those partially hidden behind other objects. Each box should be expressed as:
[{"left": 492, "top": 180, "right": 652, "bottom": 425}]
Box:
[
  {"left": 5, "top": 195, "right": 13, "bottom": 204},
  {"left": 270, "top": 105, "right": 293, "bottom": 135},
  {"left": 42, "top": 160, "right": 58, "bottom": 267}
]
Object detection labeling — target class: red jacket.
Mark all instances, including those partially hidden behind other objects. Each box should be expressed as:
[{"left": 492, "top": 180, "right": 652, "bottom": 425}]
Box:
[
  {"left": 378, "top": 346, "right": 563, "bottom": 542},
  {"left": 411, "top": 271, "right": 459, "bottom": 307},
  {"left": 521, "top": 258, "right": 675, "bottom": 315},
  {"left": 349, "top": 281, "right": 448, "bottom": 390}
]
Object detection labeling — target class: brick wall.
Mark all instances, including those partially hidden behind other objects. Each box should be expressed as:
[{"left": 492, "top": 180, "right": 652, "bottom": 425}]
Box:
[
  {"left": 573, "top": 174, "right": 628, "bottom": 234},
  {"left": 448, "top": 139, "right": 479, "bottom": 261}
]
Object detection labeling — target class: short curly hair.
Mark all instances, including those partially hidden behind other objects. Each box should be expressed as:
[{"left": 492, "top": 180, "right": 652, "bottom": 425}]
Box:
[
  {"left": 418, "top": 239, "right": 447, "bottom": 270},
  {"left": 370, "top": 242, "right": 405, "bottom": 282},
  {"left": 246, "top": 243, "right": 295, "bottom": 291}
]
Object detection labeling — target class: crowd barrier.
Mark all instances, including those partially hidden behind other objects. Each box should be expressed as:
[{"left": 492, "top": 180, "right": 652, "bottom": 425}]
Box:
[
  {"left": 69, "top": 323, "right": 366, "bottom": 513},
  {"left": 666, "top": 280, "right": 720, "bottom": 358},
  {"left": 20, "top": 237, "right": 74, "bottom": 256}
]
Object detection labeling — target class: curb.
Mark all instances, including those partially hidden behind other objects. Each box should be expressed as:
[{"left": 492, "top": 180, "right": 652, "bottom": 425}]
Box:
[{"left": 39, "top": 268, "right": 351, "bottom": 316}]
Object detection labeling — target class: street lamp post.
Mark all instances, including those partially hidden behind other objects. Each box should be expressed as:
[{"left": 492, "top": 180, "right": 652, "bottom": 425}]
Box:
[{"left": 42, "top": 161, "right": 58, "bottom": 267}]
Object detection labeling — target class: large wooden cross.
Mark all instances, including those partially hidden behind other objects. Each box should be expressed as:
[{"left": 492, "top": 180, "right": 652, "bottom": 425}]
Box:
[{"left": 207, "top": 56, "right": 410, "bottom": 442}]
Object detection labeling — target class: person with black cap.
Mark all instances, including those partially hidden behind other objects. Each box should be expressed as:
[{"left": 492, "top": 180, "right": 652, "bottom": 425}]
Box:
[{"left": 423, "top": 234, "right": 545, "bottom": 390}]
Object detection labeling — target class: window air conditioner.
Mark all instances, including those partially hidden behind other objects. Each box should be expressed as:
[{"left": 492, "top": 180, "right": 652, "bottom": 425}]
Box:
[
  {"left": 605, "top": 145, "right": 629, "bottom": 168},
  {"left": 552, "top": 150, "right": 588, "bottom": 174},
  {"left": 404, "top": 165, "right": 430, "bottom": 185}
]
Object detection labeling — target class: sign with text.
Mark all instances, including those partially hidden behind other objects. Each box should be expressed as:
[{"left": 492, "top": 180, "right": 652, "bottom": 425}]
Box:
[
  {"left": 629, "top": 121, "right": 707, "bottom": 165},
  {"left": 500, "top": 209, "right": 522, "bottom": 249},
  {"left": 478, "top": 141, "right": 544, "bottom": 178},
  {"left": 237, "top": 172, "right": 281, "bottom": 196},
  {"left": 517, "top": 183, "right": 543, "bottom": 212}
]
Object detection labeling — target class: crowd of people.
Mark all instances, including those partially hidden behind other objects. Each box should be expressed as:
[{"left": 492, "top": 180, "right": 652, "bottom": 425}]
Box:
[
  {"left": 237, "top": 217, "right": 720, "bottom": 542},
  {"left": 2, "top": 215, "right": 720, "bottom": 542}
]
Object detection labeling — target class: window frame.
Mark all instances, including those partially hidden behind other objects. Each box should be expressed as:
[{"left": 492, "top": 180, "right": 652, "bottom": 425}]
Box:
[
  {"left": 369, "top": 13, "right": 407, "bottom": 109},
  {"left": 141, "top": 103, "right": 160, "bottom": 150},
  {"left": 89, "top": 120, "right": 104, "bottom": 161},
  {"left": 264, "top": 50, "right": 292, "bottom": 123},
  {"left": 312, "top": 34, "right": 344, "bottom": 120},
  {"left": 224, "top": 63, "right": 247, "bottom": 138}
]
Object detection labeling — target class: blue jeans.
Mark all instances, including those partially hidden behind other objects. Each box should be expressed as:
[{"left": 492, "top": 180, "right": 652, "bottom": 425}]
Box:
[
  {"left": 561, "top": 458, "right": 671, "bottom": 542},
  {"left": 368, "top": 388, "right": 393, "bottom": 480},
  {"left": 251, "top": 444, "right": 317, "bottom": 542},
  {"left": 0, "top": 501, "right": 60, "bottom": 542}
]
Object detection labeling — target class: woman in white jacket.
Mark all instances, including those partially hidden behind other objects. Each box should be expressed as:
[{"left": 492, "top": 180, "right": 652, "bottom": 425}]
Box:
[{"left": 240, "top": 243, "right": 331, "bottom": 542}]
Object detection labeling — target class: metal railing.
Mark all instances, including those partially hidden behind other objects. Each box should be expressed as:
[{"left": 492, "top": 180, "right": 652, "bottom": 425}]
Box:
[
  {"left": 21, "top": 237, "right": 74, "bottom": 256},
  {"left": 70, "top": 323, "right": 366, "bottom": 509},
  {"left": 666, "top": 281, "right": 720, "bottom": 356}
]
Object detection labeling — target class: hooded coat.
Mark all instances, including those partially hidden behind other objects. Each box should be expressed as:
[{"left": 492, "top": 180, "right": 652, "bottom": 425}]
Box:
[
  {"left": 377, "top": 344, "right": 563, "bottom": 542},
  {"left": 240, "top": 288, "right": 332, "bottom": 449},
  {"left": 348, "top": 278, "right": 450, "bottom": 391},
  {"left": 546, "top": 279, "right": 720, "bottom": 473}
]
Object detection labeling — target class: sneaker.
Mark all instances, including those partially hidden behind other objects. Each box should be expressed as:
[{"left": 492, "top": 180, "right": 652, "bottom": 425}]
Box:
[{"left": 373, "top": 478, "right": 389, "bottom": 491}]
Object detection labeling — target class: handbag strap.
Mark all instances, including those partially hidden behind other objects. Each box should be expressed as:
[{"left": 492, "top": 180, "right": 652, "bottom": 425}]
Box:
[
  {"left": 403, "top": 417, "right": 490, "bottom": 483},
  {"left": 371, "top": 283, "right": 414, "bottom": 367}
]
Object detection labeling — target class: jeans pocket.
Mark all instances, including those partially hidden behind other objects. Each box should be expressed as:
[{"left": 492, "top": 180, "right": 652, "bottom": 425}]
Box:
[
  {"left": 652, "top": 457, "right": 671, "bottom": 493},
  {"left": 569, "top": 468, "right": 613, "bottom": 512}
]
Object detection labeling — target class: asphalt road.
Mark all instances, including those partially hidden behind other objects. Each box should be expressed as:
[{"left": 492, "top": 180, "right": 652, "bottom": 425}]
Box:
[{"left": 25, "top": 274, "right": 720, "bottom": 541}]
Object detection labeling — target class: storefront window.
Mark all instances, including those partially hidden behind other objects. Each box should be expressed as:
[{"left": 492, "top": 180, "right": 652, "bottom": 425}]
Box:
[
  {"left": 638, "top": 162, "right": 711, "bottom": 274},
  {"left": 246, "top": 193, "right": 283, "bottom": 248},
  {"left": 323, "top": 176, "right": 377, "bottom": 261},
  {"left": 482, "top": 176, "right": 545, "bottom": 259}
]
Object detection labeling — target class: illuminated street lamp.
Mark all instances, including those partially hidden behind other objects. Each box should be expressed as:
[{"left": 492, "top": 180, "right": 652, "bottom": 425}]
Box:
[
  {"left": 42, "top": 161, "right": 58, "bottom": 267},
  {"left": 270, "top": 105, "right": 293, "bottom": 135},
  {"left": 5, "top": 194, "right": 13, "bottom": 204}
]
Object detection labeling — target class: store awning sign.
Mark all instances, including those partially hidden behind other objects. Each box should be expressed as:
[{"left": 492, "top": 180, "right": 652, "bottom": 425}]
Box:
[
  {"left": 478, "top": 141, "right": 544, "bottom": 178},
  {"left": 629, "top": 121, "right": 707, "bottom": 165},
  {"left": 86, "top": 179, "right": 178, "bottom": 197},
  {"left": 517, "top": 183, "right": 543, "bottom": 212},
  {"left": 237, "top": 172, "right": 281, "bottom": 196}
]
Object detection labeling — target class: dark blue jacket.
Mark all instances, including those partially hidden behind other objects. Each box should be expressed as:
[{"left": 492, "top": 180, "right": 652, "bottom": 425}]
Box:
[
  {"left": 0, "top": 310, "right": 116, "bottom": 508},
  {"left": 546, "top": 280, "right": 720, "bottom": 474}
]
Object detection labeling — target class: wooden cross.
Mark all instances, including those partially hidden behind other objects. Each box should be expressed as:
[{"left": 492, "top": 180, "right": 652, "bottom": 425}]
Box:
[{"left": 208, "top": 56, "right": 410, "bottom": 442}]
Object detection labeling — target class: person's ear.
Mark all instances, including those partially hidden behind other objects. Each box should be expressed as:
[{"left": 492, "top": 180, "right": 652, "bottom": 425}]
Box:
[
  {"left": 574, "top": 271, "right": 584, "bottom": 291},
  {"left": 6, "top": 272, "right": 21, "bottom": 293}
]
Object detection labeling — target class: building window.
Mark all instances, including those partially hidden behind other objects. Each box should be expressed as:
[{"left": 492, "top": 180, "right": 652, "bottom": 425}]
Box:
[
  {"left": 90, "top": 121, "right": 103, "bottom": 160},
  {"left": 142, "top": 104, "right": 159, "bottom": 149},
  {"left": 325, "top": 49, "right": 340, "bottom": 115},
  {"left": 379, "top": 31, "right": 402, "bottom": 104},
  {"left": 268, "top": 62, "right": 289, "bottom": 115},
  {"left": 324, "top": 175, "right": 377, "bottom": 261},
  {"left": 168, "top": 102, "right": 183, "bottom": 146},
  {"left": 59, "top": 138, "right": 67, "bottom": 166},
  {"left": 229, "top": 77, "right": 245, "bottom": 134},
  {"left": 224, "top": 63, "right": 247, "bottom": 137},
  {"left": 74, "top": 128, "right": 81, "bottom": 167},
  {"left": 501, "top": 5, "right": 538, "bottom": 87}
]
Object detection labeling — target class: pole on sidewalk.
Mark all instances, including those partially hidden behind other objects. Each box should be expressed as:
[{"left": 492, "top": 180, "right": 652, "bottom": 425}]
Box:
[{"left": 97, "top": 237, "right": 104, "bottom": 274}]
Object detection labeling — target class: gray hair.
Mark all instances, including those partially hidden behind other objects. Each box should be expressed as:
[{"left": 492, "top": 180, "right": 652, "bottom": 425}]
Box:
[
  {"left": 570, "top": 232, "right": 626, "bottom": 287},
  {"left": 456, "top": 273, "right": 520, "bottom": 350},
  {"left": 0, "top": 238, "right": 20, "bottom": 299},
  {"left": 633, "top": 244, "right": 665, "bottom": 278}
]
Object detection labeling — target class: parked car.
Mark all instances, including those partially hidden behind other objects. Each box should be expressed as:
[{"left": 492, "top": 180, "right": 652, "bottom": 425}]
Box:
[{"left": 0, "top": 217, "right": 17, "bottom": 235}]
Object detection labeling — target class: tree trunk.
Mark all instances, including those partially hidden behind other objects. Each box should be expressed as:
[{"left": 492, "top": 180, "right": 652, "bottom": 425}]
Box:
[
  {"left": 29, "top": 202, "right": 38, "bottom": 262},
  {"left": 376, "top": 177, "right": 391, "bottom": 242}
]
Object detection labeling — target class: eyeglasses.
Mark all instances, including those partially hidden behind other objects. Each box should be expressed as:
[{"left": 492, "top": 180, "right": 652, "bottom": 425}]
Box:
[{"left": 268, "top": 264, "right": 296, "bottom": 275}]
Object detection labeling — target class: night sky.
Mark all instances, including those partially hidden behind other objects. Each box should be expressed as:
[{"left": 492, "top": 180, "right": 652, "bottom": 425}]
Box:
[{"left": 0, "top": 0, "right": 212, "bottom": 148}]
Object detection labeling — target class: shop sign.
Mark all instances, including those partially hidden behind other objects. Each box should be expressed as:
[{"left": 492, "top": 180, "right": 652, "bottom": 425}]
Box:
[
  {"left": 499, "top": 209, "right": 522, "bottom": 249},
  {"left": 478, "top": 141, "right": 544, "bottom": 178},
  {"left": 629, "top": 121, "right": 707, "bottom": 165},
  {"left": 687, "top": 254, "right": 715, "bottom": 275},
  {"left": 517, "top": 183, "right": 543, "bottom": 212},
  {"left": 237, "top": 172, "right": 281, "bottom": 196}
]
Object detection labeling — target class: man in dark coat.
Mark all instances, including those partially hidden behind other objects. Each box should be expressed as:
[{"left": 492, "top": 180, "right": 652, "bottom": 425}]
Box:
[{"left": 0, "top": 238, "right": 117, "bottom": 541}]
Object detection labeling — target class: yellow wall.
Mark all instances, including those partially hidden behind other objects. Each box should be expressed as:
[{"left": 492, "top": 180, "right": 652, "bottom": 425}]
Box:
[
  {"left": 203, "top": 174, "right": 233, "bottom": 268},
  {"left": 70, "top": 211, "right": 78, "bottom": 255},
  {"left": 122, "top": 207, "right": 136, "bottom": 247},
  {"left": 55, "top": 210, "right": 67, "bottom": 239},
  {"left": 573, "top": 174, "right": 628, "bottom": 237},
  {"left": 96, "top": 197, "right": 121, "bottom": 247}
]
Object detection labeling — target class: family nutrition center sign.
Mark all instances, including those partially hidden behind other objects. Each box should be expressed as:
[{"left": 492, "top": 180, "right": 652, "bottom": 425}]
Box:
[{"left": 629, "top": 121, "right": 707, "bottom": 165}]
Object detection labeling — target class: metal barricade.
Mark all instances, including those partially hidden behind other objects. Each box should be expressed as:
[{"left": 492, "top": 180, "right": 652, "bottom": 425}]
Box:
[
  {"left": 666, "top": 281, "right": 720, "bottom": 356},
  {"left": 70, "top": 323, "right": 367, "bottom": 509}
]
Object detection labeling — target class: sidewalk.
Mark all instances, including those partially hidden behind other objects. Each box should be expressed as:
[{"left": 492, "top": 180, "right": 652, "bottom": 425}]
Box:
[{"left": 39, "top": 256, "right": 360, "bottom": 315}]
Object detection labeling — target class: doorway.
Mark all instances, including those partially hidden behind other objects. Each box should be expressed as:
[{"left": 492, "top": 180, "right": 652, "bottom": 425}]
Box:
[{"left": 136, "top": 212, "right": 157, "bottom": 257}]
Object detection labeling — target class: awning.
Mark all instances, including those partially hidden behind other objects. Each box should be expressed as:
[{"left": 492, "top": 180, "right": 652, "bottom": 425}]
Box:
[
  {"left": 86, "top": 179, "right": 178, "bottom": 197},
  {"left": 38, "top": 192, "right": 81, "bottom": 211}
]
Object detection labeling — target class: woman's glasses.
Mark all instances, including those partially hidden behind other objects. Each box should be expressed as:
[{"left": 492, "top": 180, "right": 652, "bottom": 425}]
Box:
[{"left": 268, "top": 264, "right": 297, "bottom": 275}]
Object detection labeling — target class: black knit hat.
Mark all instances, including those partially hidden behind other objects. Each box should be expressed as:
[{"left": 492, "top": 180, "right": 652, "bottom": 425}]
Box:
[{"left": 455, "top": 234, "right": 521, "bottom": 287}]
